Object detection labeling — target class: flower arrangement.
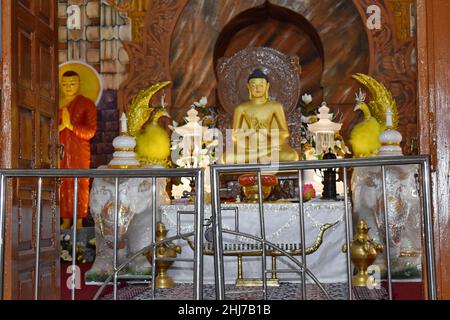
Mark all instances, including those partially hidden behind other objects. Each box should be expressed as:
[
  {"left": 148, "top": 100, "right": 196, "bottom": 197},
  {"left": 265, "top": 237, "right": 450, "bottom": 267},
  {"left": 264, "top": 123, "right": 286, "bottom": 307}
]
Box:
[
  {"left": 60, "top": 232, "right": 96, "bottom": 263},
  {"left": 170, "top": 97, "right": 219, "bottom": 199},
  {"left": 170, "top": 97, "right": 219, "bottom": 170}
]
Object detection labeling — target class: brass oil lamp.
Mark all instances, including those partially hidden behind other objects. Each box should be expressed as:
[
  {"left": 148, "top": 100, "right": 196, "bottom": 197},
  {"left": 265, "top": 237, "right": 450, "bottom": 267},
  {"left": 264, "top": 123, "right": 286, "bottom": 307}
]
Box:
[
  {"left": 342, "top": 219, "right": 383, "bottom": 287},
  {"left": 145, "top": 222, "right": 181, "bottom": 288}
]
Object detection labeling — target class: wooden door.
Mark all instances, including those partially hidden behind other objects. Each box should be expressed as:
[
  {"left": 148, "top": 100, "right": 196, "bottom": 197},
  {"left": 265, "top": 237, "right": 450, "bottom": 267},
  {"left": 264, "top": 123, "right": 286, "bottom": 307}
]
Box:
[
  {"left": 1, "top": 0, "right": 59, "bottom": 299},
  {"left": 417, "top": 0, "right": 450, "bottom": 299}
]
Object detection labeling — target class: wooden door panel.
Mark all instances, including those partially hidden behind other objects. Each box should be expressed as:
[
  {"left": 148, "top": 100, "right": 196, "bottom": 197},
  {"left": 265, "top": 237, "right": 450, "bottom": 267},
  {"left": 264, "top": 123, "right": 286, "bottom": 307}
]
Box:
[
  {"left": 40, "top": 190, "right": 56, "bottom": 247},
  {"left": 38, "top": 42, "right": 53, "bottom": 99},
  {"left": 17, "top": 0, "right": 34, "bottom": 14},
  {"left": 17, "top": 194, "right": 33, "bottom": 251},
  {"left": 18, "top": 107, "right": 35, "bottom": 168},
  {"left": 18, "top": 271, "right": 33, "bottom": 300},
  {"left": 37, "top": 0, "right": 53, "bottom": 29},
  {"left": 2, "top": 0, "right": 59, "bottom": 299},
  {"left": 17, "top": 28, "right": 34, "bottom": 92},
  {"left": 39, "top": 115, "right": 53, "bottom": 167},
  {"left": 39, "top": 264, "right": 57, "bottom": 299}
]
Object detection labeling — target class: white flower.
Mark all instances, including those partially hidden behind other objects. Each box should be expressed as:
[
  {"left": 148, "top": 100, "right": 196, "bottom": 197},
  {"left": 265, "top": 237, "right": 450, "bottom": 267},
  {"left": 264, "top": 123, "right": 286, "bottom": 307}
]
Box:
[
  {"left": 304, "top": 148, "right": 318, "bottom": 160},
  {"left": 176, "top": 158, "right": 185, "bottom": 167},
  {"left": 193, "top": 96, "right": 208, "bottom": 108},
  {"left": 171, "top": 181, "right": 190, "bottom": 199},
  {"left": 60, "top": 250, "right": 72, "bottom": 262},
  {"left": 64, "top": 234, "right": 71, "bottom": 241},
  {"left": 199, "top": 157, "right": 210, "bottom": 168},
  {"left": 302, "top": 93, "right": 313, "bottom": 105},
  {"left": 181, "top": 177, "right": 191, "bottom": 186}
]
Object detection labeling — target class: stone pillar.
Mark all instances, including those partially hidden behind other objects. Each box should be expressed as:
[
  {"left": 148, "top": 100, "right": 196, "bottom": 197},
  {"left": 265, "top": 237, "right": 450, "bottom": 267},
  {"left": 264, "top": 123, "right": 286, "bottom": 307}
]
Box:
[{"left": 100, "top": 2, "right": 131, "bottom": 90}]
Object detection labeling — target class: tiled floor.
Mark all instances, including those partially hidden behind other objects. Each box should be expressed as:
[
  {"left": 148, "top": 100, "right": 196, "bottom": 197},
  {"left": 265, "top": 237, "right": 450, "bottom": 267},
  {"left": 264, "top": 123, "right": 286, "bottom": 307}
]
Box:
[{"left": 101, "top": 282, "right": 388, "bottom": 300}]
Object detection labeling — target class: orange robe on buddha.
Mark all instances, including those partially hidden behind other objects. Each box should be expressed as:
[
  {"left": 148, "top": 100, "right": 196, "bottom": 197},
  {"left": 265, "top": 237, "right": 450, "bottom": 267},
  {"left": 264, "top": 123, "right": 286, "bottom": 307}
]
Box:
[{"left": 59, "top": 95, "right": 97, "bottom": 219}]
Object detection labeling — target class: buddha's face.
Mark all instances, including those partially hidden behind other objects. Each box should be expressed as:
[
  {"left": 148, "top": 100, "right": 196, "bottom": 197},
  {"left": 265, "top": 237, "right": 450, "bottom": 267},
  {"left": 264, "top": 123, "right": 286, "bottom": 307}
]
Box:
[
  {"left": 61, "top": 75, "right": 81, "bottom": 98},
  {"left": 248, "top": 78, "right": 269, "bottom": 99}
]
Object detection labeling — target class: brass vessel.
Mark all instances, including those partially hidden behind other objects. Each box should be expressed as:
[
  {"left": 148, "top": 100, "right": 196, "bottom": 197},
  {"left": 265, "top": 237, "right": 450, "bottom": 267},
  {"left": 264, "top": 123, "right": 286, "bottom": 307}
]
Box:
[
  {"left": 342, "top": 219, "right": 383, "bottom": 287},
  {"left": 238, "top": 174, "right": 278, "bottom": 202},
  {"left": 145, "top": 223, "right": 181, "bottom": 289},
  {"left": 242, "top": 185, "right": 273, "bottom": 201}
]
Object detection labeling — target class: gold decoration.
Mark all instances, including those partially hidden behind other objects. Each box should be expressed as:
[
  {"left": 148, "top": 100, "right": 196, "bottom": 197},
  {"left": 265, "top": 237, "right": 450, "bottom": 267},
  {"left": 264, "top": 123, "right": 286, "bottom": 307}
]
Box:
[
  {"left": 127, "top": 81, "right": 171, "bottom": 137},
  {"left": 115, "top": 148, "right": 135, "bottom": 152},
  {"left": 105, "top": 0, "right": 150, "bottom": 44},
  {"left": 391, "top": 0, "right": 413, "bottom": 41},
  {"left": 107, "top": 164, "right": 142, "bottom": 169},
  {"left": 97, "top": 202, "right": 132, "bottom": 249},
  {"left": 351, "top": 73, "right": 399, "bottom": 130},
  {"left": 242, "top": 185, "right": 273, "bottom": 202},
  {"left": 136, "top": 157, "right": 172, "bottom": 168},
  {"left": 342, "top": 219, "right": 384, "bottom": 287},
  {"left": 145, "top": 223, "right": 181, "bottom": 289}
]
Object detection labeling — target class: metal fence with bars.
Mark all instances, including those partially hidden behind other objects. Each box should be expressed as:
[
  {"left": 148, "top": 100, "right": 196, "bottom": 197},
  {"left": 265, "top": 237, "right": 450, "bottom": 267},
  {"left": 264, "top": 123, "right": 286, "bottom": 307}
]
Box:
[
  {"left": 0, "top": 167, "right": 204, "bottom": 300},
  {"left": 210, "top": 155, "right": 436, "bottom": 300},
  {"left": 0, "top": 155, "right": 437, "bottom": 300}
]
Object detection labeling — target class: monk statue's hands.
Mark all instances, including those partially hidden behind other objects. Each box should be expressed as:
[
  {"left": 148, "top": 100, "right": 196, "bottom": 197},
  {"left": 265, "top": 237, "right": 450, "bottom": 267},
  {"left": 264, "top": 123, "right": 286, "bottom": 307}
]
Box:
[{"left": 59, "top": 107, "right": 74, "bottom": 132}]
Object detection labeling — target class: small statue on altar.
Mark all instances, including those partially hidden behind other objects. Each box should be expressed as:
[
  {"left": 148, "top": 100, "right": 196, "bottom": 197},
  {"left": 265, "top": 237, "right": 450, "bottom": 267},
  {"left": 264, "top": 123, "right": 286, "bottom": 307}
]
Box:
[
  {"left": 59, "top": 69, "right": 98, "bottom": 230},
  {"left": 223, "top": 69, "right": 299, "bottom": 164}
]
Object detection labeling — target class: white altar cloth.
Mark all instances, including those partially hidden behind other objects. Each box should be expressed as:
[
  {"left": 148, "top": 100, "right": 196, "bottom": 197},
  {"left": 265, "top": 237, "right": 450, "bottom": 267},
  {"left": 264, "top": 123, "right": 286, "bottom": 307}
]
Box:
[{"left": 160, "top": 198, "right": 349, "bottom": 284}]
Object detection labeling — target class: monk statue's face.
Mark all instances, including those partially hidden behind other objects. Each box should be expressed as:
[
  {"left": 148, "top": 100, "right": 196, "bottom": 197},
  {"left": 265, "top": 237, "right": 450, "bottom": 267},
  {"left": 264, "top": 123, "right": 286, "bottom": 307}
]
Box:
[
  {"left": 247, "top": 78, "right": 269, "bottom": 99},
  {"left": 61, "top": 75, "right": 81, "bottom": 98}
]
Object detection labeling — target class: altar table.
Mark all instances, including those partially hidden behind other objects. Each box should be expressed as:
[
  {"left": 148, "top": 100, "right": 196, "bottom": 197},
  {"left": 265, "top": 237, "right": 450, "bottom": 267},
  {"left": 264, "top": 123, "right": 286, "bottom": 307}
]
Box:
[{"left": 160, "top": 199, "right": 349, "bottom": 284}]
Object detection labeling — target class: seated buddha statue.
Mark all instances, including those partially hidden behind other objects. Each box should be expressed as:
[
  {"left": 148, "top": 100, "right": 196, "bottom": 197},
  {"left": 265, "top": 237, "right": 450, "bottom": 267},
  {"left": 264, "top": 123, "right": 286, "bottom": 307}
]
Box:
[{"left": 223, "top": 69, "right": 299, "bottom": 164}]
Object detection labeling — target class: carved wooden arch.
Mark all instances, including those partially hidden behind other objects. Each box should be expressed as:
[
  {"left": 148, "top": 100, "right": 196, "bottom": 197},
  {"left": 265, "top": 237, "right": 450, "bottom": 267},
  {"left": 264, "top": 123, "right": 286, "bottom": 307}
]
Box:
[
  {"left": 118, "top": 0, "right": 417, "bottom": 153},
  {"left": 117, "top": 0, "right": 189, "bottom": 113},
  {"left": 351, "top": 0, "right": 418, "bottom": 154}
]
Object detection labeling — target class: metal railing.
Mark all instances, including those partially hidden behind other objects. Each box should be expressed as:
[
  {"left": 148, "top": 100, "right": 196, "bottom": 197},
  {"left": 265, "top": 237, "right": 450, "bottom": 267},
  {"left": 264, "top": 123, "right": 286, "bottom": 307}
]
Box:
[
  {"left": 0, "top": 167, "right": 204, "bottom": 300},
  {"left": 210, "top": 155, "right": 436, "bottom": 300}
]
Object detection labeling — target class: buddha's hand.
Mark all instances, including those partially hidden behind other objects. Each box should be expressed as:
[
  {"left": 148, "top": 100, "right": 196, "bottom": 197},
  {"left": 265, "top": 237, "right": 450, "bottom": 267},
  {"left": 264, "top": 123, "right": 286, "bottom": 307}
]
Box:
[{"left": 233, "top": 129, "right": 256, "bottom": 140}]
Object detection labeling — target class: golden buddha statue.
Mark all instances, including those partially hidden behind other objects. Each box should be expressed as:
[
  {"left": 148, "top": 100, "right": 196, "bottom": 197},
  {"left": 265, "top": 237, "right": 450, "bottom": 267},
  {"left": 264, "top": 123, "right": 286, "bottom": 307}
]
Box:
[{"left": 223, "top": 69, "right": 299, "bottom": 164}]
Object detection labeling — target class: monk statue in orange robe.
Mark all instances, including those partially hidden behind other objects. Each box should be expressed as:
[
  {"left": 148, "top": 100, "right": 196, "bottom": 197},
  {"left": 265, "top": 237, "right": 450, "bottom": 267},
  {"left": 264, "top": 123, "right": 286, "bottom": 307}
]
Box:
[{"left": 59, "top": 71, "right": 97, "bottom": 230}]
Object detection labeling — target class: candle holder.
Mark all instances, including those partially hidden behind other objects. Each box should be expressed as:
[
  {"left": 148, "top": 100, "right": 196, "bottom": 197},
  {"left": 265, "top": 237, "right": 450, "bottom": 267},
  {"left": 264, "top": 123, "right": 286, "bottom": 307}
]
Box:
[
  {"left": 145, "top": 223, "right": 181, "bottom": 289},
  {"left": 322, "top": 148, "right": 337, "bottom": 200}
]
